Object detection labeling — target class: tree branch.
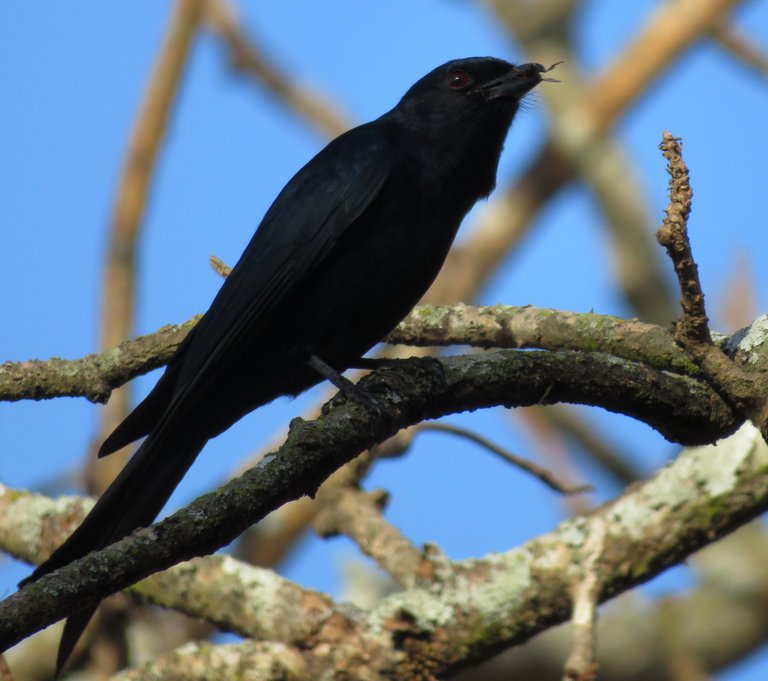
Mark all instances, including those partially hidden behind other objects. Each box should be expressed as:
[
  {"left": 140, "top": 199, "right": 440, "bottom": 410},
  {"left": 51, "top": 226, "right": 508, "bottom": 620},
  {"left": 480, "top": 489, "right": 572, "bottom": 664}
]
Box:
[
  {"left": 102, "top": 425, "right": 768, "bottom": 678},
  {"left": 0, "top": 317, "right": 198, "bottom": 403},
  {"left": 9, "top": 305, "right": 768, "bottom": 404},
  {"left": 0, "top": 350, "right": 740, "bottom": 650},
  {"left": 204, "top": 0, "right": 350, "bottom": 138},
  {"left": 313, "top": 485, "right": 425, "bottom": 587},
  {"left": 656, "top": 134, "right": 708, "bottom": 343},
  {"left": 115, "top": 640, "right": 307, "bottom": 681},
  {"left": 655, "top": 133, "right": 768, "bottom": 439}
]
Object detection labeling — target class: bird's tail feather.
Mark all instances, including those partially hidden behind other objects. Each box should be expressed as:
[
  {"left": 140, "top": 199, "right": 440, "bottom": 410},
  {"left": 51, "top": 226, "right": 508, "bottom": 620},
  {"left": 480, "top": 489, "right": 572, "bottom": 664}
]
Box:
[{"left": 20, "top": 434, "right": 205, "bottom": 675}]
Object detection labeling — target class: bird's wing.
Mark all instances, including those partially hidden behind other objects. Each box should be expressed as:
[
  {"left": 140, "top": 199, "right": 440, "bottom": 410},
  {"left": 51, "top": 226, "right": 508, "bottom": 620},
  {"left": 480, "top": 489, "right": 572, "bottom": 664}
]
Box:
[
  {"left": 158, "top": 124, "right": 393, "bottom": 429},
  {"left": 99, "top": 124, "right": 392, "bottom": 457},
  {"left": 181, "top": 124, "right": 391, "bottom": 377}
]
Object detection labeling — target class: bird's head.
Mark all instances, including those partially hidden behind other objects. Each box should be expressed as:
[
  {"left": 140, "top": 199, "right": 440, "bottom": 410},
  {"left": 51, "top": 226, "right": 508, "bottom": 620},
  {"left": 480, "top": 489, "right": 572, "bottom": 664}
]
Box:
[{"left": 394, "top": 57, "right": 559, "bottom": 130}]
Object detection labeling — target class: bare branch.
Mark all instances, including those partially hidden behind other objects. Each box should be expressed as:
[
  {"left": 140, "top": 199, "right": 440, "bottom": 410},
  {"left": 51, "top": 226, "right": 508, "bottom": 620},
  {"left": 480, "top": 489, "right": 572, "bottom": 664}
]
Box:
[
  {"left": 415, "top": 422, "right": 591, "bottom": 495},
  {"left": 313, "top": 486, "right": 425, "bottom": 586},
  {"left": 656, "top": 133, "right": 708, "bottom": 343},
  {"left": 655, "top": 133, "right": 768, "bottom": 438}
]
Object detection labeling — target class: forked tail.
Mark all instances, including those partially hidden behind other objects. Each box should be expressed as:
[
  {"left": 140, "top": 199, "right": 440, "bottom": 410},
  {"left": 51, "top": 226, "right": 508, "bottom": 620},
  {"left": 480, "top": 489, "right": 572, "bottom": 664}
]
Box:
[{"left": 20, "top": 434, "right": 205, "bottom": 675}]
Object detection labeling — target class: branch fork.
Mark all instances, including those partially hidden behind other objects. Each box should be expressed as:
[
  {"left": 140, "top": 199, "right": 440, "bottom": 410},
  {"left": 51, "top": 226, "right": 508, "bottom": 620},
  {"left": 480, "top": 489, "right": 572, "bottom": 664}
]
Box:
[{"left": 656, "top": 132, "right": 768, "bottom": 440}]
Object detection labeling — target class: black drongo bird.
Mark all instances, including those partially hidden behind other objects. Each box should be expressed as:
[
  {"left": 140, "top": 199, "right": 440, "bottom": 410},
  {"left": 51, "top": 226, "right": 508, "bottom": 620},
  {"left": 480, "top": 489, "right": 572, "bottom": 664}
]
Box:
[{"left": 21, "top": 57, "right": 556, "bottom": 673}]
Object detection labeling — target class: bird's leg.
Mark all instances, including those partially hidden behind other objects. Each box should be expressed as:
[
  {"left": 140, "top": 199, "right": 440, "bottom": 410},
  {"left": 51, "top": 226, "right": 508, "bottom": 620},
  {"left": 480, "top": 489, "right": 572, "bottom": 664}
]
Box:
[{"left": 306, "top": 353, "right": 384, "bottom": 413}]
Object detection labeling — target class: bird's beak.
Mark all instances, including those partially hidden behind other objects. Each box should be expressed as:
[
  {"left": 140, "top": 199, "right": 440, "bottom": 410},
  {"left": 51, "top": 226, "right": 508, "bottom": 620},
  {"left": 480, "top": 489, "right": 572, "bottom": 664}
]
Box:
[{"left": 478, "top": 61, "right": 562, "bottom": 100}]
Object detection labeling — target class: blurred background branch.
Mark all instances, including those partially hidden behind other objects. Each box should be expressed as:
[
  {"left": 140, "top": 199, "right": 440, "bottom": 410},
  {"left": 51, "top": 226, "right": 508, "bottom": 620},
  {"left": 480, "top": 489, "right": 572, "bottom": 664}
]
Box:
[{"left": 91, "top": 0, "right": 206, "bottom": 492}]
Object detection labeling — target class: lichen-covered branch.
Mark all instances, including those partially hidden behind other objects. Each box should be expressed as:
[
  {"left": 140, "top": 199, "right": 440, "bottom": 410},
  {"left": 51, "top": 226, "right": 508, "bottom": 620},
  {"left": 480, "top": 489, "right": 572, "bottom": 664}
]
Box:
[
  {"left": 390, "top": 304, "right": 698, "bottom": 371},
  {"left": 136, "top": 555, "right": 343, "bottom": 644},
  {"left": 9, "top": 305, "right": 768, "bottom": 404},
  {"left": 5, "top": 426, "right": 768, "bottom": 680},
  {"left": 313, "top": 485, "right": 425, "bottom": 586},
  {"left": 0, "top": 317, "right": 198, "bottom": 403},
  {"left": 563, "top": 517, "right": 605, "bottom": 681},
  {"left": 114, "top": 641, "right": 307, "bottom": 681},
  {"left": 0, "top": 488, "right": 93, "bottom": 564},
  {"left": 65, "top": 425, "right": 768, "bottom": 679},
  {"left": 0, "top": 486, "right": 343, "bottom": 645},
  {"left": 0, "top": 349, "right": 742, "bottom": 650}
]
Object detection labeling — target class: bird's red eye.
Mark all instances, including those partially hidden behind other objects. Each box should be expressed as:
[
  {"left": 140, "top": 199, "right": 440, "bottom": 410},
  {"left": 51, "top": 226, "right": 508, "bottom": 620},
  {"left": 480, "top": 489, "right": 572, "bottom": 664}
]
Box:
[{"left": 447, "top": 70, "right": 472, "bottom": 90}]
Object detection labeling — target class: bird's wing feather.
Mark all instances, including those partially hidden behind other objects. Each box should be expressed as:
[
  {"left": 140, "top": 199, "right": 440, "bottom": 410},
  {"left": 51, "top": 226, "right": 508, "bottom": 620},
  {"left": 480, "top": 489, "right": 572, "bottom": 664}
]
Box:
[
  {"left": 179, "top": 125, "right": 391, "bottom": 379},
  {"left": 101, "top": 124, "right": 393, "bottom": 456}
]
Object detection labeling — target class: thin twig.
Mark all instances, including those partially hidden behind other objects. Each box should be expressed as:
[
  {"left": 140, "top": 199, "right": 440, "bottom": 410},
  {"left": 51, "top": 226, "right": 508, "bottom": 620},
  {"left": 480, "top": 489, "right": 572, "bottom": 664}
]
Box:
[
  {"left": 655, "top": 133, "right": 709, "bottom": 344},
  {"left": 511, "top": 408, "right": 594, "bottom": 518},
  {"left": 209, "top": 254, "right": 232, "bottom": 278},
  {"left": 416, "top": 422, "right": 592, "bottom": 495}
]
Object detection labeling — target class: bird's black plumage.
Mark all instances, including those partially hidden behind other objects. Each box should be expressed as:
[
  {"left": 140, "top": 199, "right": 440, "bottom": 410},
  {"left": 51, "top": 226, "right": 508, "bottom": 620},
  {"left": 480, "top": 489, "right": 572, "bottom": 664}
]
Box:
[{"left": 21, "top": 56, "right": 551, "bottom": 673}]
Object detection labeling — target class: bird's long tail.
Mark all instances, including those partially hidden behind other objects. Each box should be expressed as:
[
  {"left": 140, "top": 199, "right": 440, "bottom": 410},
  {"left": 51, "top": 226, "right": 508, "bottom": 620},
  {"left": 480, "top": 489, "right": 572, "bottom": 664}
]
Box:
[{"left": 20, "top": 434, "right": 205, "bottom": 675}]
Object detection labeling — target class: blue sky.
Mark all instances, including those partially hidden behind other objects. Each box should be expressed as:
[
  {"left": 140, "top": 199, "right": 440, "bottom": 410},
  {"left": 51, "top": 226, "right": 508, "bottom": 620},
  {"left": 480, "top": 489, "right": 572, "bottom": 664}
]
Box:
[{"left": 2, "top": 1, "right": 768, "bottom": 677}]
